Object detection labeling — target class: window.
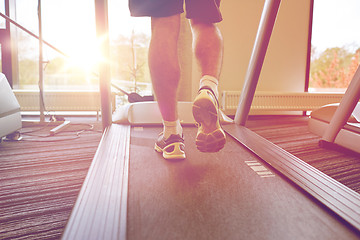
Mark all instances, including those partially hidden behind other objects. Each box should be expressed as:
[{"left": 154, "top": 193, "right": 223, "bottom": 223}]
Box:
[
  {"left": 108, "top": 0, "right": 151, "bottom": 97},
  {"left": 310, "top": 0, "right": 360, "bottom": 92},
  {"left": 0, "top": 0, "right": 5, "bottom": 29},
  {"left": 13, "top": 0, "right": 151, "bottom": 97},
  {"left": 0, "top": 45, "right": 2, "bottom": 71}
]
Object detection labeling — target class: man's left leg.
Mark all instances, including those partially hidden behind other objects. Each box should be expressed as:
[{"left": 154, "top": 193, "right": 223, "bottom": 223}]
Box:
[
  {"left": 128, "top": 0, "right": 186, "bottom": 160},
  {"left": 149, "top": 15, "right": 186, "bottom": 160}
]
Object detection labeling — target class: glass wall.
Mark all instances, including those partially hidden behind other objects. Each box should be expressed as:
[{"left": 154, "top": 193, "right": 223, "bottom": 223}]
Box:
[
  {"left": 0, "top": 0, "right": 5, "bottom": 72},
  {"left": 108, "top": 0, "right": 151, "bottom": 97},
  {"left": 0, "top": 0, "right": 5, "bottom": 28},
  {"left": 310, "top": 0, "right": 360, "bottom": 92},
  {"left": 13, "top": 0, "right": 151, "bottom": 96},
  {"left": 15, "top": 0, "right": 39, "bottom": 89},
  {"left": 0, "top": 45, "right": 2, "bottom": 72}
]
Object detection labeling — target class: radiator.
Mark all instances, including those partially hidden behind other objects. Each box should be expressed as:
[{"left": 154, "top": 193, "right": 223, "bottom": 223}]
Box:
[
  {"left": 221, "top": 91, "right": 345, "bottom": 115},
  {"left": 14, "top": 90, "right": 344, "bottom": 114},
  {"left": 14, "top": 90, "right": 115, "bottom": 112}
]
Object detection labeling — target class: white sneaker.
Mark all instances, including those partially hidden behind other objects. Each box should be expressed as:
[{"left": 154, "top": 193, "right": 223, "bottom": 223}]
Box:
[{"left": 192, "top": 87, "right": 226, "bottom": 152}]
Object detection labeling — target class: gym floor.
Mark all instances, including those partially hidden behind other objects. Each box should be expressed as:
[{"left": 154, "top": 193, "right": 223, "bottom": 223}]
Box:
[{"left": 0, "top": 115, "right": 359, "bottom": 239}]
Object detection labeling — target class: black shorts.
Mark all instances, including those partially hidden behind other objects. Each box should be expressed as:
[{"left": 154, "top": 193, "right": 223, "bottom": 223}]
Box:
[{"left": 129, "top": 0, "right": 222, "bottom": 23}]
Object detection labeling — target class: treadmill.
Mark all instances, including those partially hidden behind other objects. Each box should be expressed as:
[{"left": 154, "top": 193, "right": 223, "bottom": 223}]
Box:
[
  {"left": 0, "top": 73, "right": 22, "bottom": 141},
  {"left": 308, "top": 65, "right": 360, "bottom": 154}
]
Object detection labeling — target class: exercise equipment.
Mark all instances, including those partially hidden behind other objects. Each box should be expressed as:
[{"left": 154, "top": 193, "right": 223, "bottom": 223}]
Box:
[
  {"left": 224, "top": 0, "right": 360, "bottom": 231},
  {"left": 308, "top": 65, "right": 360, "bottom": 154},
  {"left": 63, "top": 0, "right": 360, "bottom": 238},
  {"left": 112, "top": 101, "right": 233, "bottom": 125},
  {"left": 0, "top": 73, "right": 22, "bottom": 141},
  {"left": 111, "top": 82, "right": 154, "bottom": 103},
  {"left": 309, "top": 103, "right": 360, "bottom": 153}
]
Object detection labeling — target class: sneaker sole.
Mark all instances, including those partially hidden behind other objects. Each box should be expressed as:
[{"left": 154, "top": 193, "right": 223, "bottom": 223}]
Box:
[
  {"left": 154, "top": 142, "right": 186, "bottom": 160},
  {"left": 192, "top": 90, "right": 226, "bottom": 152}
]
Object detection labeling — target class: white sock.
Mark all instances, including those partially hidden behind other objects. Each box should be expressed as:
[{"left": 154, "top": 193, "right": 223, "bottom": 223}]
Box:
[
  {"left": 199, "top": 75, "right": 219, "bottom": 99},
  {"left": 163, "top": 119, "right": 182, "bottom": 139}
]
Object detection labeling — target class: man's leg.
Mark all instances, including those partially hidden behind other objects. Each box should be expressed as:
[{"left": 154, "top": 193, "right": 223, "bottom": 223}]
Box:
[
  {"left": 150, "top": 15, "right": 185, "bottom": 160},
  {"left": 149, "top": 15, "right": 181, "bottom": 122},
  {"left": 190, "top": 19, "right": 223, "bottom": 86},
  {"left": 190, "top": 20, "right": 226, "bottom": 152}
]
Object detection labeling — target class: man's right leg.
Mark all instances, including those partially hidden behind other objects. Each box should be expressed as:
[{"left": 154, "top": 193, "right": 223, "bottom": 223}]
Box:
[{"left": 190, "top": 20, "right": 226, "bottom": 153}]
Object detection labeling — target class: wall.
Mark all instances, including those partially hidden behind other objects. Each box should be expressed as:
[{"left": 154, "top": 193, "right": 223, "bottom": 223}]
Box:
[{"left": 182, "top": 0, "right": 311, "bottom": 101}]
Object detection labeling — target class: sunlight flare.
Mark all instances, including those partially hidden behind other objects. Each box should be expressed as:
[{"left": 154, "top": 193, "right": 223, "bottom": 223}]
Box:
[{"left": 64, "top": 37, "right": 103, "bottom": 74}]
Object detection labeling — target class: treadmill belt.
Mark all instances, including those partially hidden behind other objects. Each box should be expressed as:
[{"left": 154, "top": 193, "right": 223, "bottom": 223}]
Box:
[{"left": 127, "top": 126, "right": 360, "bottom": 240}]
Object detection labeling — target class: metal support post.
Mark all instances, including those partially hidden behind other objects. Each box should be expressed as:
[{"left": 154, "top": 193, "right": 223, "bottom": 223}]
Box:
[
  {"left": 234, "top": 0, "right": 281, "bottom": 125},
  {"left": 95, "top": 0, "right": 112, "bottom": 130},
  {"left": 38, "top": 0, "right": 45, "bottom": 123},
  {"left": 321, "top": 65, "right": 360, "bottom": 144}
]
